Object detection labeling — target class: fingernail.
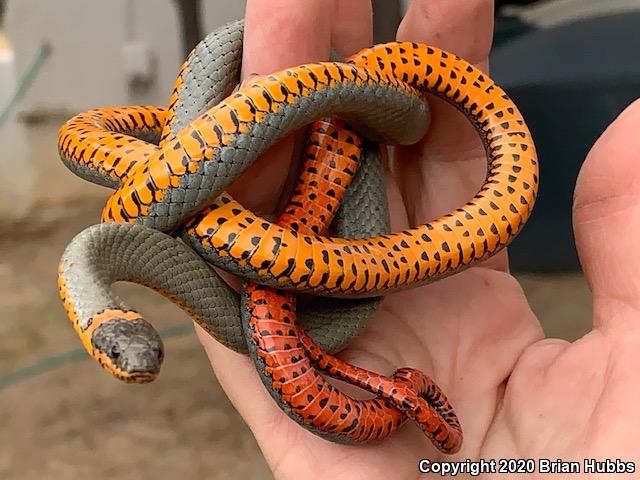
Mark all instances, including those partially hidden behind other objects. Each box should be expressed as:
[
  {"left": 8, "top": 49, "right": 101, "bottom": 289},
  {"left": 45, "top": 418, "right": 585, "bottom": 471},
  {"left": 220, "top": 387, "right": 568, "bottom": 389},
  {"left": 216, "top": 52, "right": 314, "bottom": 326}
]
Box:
[{"left": 239, "top": 72, "right": 266, "bottom": 88}]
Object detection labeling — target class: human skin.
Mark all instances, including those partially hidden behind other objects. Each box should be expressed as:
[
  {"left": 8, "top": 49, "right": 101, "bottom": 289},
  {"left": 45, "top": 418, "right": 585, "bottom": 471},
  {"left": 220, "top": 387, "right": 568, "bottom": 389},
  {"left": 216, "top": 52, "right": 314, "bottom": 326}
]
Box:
[{"left": 196, "top": 1, "right": 640, "bottom": 478}]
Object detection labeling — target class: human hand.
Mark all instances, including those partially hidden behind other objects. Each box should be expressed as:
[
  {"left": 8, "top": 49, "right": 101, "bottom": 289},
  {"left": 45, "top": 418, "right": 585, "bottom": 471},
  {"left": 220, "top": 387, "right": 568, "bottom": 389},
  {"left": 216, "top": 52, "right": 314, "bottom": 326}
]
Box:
[{"left": 197, "top": 1, "right": 640, "bottom": 478}]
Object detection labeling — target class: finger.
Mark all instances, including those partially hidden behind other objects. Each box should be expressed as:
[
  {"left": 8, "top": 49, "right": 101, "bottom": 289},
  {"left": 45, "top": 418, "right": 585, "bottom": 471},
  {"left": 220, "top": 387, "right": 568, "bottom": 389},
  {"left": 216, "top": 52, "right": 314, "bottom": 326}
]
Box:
[
  {"left": 396, "top": 0, "right": 493, "bottom": 154},
  {"left": 573, "top": 98, "right": 640, "bottom": 328},
  {"left": 329, "top": 3, "right": 416, "bottom": 236},
  {"left": 226, "top": 0, "right": 333, "bottom": 216},
  {"left": 200, "top": 0, "right": 335, "bottom": 455},
  {"left": 393, "top": 0, "right": 507, "bottom": 271},
  {"left": 242, "top": 0, "right": 331, "bottom": 79},
  {"left": 397, "top": 0, "right": 493, "bottom": 68},
  {"left": 331, "top": 0, "right": 373, "bottom": 57}
]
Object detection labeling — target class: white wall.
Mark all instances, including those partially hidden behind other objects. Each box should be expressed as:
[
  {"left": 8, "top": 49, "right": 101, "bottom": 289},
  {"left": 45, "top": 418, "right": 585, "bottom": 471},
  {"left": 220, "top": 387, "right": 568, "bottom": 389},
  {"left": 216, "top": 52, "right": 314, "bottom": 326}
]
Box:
[
  {"left": 0, "top": 35, "right": 32, "bottom": 219},
  {"left": 0, "top": 1, "right": 245, "bottom": 219},
  {"left": 5, "top": 0, "right": 246, "bottom": 112}
]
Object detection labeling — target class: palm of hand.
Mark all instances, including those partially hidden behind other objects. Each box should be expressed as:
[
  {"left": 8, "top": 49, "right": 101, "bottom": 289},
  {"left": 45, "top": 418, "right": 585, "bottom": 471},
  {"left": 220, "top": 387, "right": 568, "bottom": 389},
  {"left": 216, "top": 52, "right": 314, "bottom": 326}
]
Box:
[
  {"left": 228, "top": 114, "right": 640, "bottom": 478},
  {"left": 199, "top": 1, "right": 640, "bottom": 478},
  {"left": 201, "top": 100, "right": 640, "bottom": 479}
]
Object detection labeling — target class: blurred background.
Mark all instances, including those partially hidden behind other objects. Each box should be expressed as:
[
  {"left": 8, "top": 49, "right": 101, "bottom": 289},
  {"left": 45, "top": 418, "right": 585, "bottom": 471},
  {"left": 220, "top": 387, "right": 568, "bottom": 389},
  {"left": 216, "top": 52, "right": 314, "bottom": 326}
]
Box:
[{"left": 1, "top": 0, "right": 638, "bottom": 478}]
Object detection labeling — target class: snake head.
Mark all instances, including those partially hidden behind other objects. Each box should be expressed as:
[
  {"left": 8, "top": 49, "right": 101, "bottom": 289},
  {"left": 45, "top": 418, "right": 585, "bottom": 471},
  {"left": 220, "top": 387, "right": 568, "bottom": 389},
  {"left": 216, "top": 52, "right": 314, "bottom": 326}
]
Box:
[{"left": 91, "top": 317, "right": 164, "bottom": 383}]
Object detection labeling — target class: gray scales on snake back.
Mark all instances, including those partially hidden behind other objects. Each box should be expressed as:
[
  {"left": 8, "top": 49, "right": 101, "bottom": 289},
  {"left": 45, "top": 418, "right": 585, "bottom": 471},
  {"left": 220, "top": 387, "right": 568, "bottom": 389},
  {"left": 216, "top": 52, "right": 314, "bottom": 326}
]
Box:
[
  {"left": 56, "top": 18, "right": 538, "bottom": 450},
  {"left": 57, "top": 19, "right": 408, "bottom": 440},
  {"left": 58, "top": 19, "right": 398, "bottom": 361}
]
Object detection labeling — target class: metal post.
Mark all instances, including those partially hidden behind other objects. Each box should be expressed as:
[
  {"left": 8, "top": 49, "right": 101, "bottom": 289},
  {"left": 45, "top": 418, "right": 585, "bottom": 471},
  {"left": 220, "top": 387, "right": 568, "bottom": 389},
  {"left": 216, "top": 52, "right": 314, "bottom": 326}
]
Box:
[
  {"left": 372, "top": 0, "right": 403, "bottom": 43},
  {"left": 173, "top": 0, "right": 203, "bottom": 57}
]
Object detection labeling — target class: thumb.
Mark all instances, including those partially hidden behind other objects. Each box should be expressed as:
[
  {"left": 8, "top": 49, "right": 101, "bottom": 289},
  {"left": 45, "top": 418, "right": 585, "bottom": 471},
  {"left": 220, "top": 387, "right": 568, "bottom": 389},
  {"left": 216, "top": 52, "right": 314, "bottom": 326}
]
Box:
[
  {"left": 225, "top": 0, "right": 332, "bottom": 217},
  {"left": 573, "top": 98, "right": 640, "bottom": 328}
]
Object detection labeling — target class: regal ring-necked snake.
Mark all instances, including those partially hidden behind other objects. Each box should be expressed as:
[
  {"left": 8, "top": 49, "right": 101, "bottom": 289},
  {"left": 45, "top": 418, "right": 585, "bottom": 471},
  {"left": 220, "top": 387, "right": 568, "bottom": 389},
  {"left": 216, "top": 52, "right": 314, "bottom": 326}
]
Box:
[
  {"left": 57, "top": 21, "right": 459, "bottom": 448},
  {"left": 57, "top": 20, "right": 538, "bottom": 454}
]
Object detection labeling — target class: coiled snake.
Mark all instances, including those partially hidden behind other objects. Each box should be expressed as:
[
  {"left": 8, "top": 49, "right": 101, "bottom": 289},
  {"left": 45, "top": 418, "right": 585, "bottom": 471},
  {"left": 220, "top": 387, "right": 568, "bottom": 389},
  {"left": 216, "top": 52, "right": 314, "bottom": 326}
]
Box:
[{"left": 57, "top": 20, "right": 537, "bottom": 454}]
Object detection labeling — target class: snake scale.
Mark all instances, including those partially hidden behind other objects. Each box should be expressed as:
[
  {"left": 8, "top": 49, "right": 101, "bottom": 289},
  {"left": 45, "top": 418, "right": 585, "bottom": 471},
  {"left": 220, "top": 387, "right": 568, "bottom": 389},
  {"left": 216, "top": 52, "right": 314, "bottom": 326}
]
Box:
[{"left": 56, "top": 20, "right": 538, "bottom": 454}]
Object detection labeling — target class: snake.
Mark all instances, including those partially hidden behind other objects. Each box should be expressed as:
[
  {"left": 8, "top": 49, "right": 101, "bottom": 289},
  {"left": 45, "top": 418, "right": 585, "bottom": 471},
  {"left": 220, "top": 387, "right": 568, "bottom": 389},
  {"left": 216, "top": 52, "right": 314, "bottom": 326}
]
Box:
[
  {"left": 56, "top": 21, "right": 458, "bottom": 449},
  {"left": 56, "top": 21, "right": 461, "bottom": 451},
  {"left": 57, "top": 20, "right": 538, "bottom": 453}
]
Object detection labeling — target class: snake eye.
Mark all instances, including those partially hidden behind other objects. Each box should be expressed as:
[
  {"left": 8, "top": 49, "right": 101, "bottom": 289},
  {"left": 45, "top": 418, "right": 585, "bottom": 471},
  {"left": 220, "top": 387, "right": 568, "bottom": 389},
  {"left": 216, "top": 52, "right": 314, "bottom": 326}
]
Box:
[{"left": 110, "top": 346, "right": 120, "bottom": 359}]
